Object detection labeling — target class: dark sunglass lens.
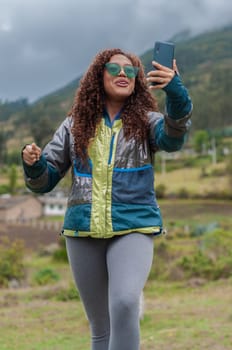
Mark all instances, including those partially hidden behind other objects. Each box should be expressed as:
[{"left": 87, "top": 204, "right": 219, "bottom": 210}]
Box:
[
  {"left": 124, "top": 66, "right": 135, "bottom": 78},
  {"left": 105, "top": 63, "right": 139, "bottom": 78},
  {"left": 105, "top": 63, "right": 120, "bottom": 76},
  {"left": 124, "top": 66, "right": 139, "bottom": 78}
]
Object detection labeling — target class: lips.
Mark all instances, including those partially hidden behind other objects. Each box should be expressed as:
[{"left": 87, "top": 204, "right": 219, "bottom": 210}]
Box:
[{"left": 115, "top": 79, "right": 129, "bottom": 87}]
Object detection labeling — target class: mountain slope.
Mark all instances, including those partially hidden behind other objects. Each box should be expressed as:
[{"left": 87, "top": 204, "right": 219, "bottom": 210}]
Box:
[
  {"left": 141, "top": 25, "right": 232, "bottom": 130},
  {"left": 1, "top": 25, "right": 232, "bottom": 150}
]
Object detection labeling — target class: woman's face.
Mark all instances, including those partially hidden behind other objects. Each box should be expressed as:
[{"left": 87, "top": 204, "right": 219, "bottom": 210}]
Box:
[{"left": 103, "top": 54, "right": 136, "bottom": 103}]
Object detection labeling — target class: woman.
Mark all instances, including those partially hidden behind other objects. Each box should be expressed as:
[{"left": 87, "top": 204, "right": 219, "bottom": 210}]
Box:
[{"left": 22, "top": 48, "right": 192, "bottom": 350}]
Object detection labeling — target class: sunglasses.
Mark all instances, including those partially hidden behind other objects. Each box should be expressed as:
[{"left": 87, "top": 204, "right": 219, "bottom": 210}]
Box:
[{"left": 105, "top": 62, "right": 139, "bottom": 79}]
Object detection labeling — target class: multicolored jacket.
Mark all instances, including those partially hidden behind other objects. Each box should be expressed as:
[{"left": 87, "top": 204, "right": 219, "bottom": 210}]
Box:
[{"left": 23, "top": 75, "right": 192, "bottom": 238}]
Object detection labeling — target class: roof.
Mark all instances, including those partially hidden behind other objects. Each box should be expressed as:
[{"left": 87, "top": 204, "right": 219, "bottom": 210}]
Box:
[
  {"left": 0, "top": 195, "right": 40, "bottom": 210},
  {"left": 38, "top": 195, "right": 68, "bottom": 205}
]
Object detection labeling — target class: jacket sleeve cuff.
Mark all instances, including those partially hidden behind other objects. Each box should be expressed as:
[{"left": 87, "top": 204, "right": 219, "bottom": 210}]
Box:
[
  {"left": 163, "top": 74, "right": 184, "bottom": 96},
  {"left": 22, "top": 154, "right": 47, "bottom": 179},
  {"left": 163, "top": 74, "right": 193, "bottom": 119}
]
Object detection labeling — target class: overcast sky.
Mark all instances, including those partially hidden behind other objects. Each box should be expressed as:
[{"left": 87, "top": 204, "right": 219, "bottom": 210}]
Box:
[{"left": 0, "top": 0, "right": 231, "bottom": 102}]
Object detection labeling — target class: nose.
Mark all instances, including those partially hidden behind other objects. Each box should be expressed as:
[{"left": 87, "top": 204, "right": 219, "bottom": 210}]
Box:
[{"left": 118, "top": 67, "right": 126, "bottom": 76}]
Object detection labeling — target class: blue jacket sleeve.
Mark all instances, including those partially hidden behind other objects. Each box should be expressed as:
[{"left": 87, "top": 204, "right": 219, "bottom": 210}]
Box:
[
  {"left": 149, "top": 74, "right": 193, "bottom": 152},
  {"left": 163, "top": 73, "right": 192, "bottom": 119},
  {"left": 22, "top": 117, "right": 72, "bottom": 193}
]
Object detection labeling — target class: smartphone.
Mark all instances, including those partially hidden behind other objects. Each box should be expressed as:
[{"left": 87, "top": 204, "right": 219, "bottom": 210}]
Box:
[
  {"left": 153, "top": 41, "right": 175, "bottom": 69},
  {"left": 151, "top": 41, "right": 175, "bottom": 85}
]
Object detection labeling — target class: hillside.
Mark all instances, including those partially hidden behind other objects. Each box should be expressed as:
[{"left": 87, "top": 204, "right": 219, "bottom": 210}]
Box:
[
  {"left": 141, "top": 25, "right": 232, "bottom": 130},
  {"left": 0, "top": 25, "right": 232, "bottom": 150}
]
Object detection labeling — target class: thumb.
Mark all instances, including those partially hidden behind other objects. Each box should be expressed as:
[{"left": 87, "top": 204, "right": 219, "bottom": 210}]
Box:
[
  {"left": 31, "top": 143, "right": 42, "bottom": 159},
  {"left": 173, "top": 59, "right": 180, "bottom": 75},
  {"left": 31, "top": 142, "right": 39, "bottom": 151}
]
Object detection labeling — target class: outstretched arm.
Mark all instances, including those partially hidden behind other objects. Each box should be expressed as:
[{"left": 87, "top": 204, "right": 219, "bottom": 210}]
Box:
[{"left": 147, "top": 60, "right": 192, "bottom": 152}]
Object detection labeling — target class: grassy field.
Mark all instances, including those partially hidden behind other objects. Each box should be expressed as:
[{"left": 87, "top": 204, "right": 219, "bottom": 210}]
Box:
[
  {"left": 0, "top": 199, "right": 232, "bottom": 349},
  {"left": 0, "top": 278, "right": 232, "bottom": 349},
  {"left": 155, "top": 161, "right": 229, "bottom": 196}
]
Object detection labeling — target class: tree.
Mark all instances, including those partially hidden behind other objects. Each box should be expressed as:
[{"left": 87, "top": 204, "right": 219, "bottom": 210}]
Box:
[
  {"left": 0, "top": 130, "right": 7, "bottom": 164},
  {"left": 30, "top": 116, "right": 55, "bottom": 147},
  {"left": 226, "top": 153, "right": 232, "bottom": 192},
  {"left": 193, "top": 130, "right": 209, "bottom": 154},
  {"left": 8, "top": 164, "right": 18, "bottom": 194}
]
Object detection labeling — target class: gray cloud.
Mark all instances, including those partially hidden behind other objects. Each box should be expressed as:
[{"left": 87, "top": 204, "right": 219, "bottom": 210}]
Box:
[{"left": 0, "top": 0, "right": 231, "bottom": 101}]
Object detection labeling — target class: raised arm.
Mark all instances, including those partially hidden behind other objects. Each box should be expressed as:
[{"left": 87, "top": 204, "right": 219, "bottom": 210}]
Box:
[{"left": 147, "top": 61, "right": 192, "bottom": 152}]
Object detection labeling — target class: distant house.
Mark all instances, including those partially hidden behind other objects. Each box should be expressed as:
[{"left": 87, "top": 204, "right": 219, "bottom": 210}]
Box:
[
  {"left": 0, "top": 195, "right": 42, "bottom": 222},
  {"left": 39, "top": 192, "right": 67, "bottom": 216}
]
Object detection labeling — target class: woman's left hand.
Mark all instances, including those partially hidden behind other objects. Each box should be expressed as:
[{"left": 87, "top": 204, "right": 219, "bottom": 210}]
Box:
[{"left": 146, "top": 59, "right": 178, "bottom": 89}]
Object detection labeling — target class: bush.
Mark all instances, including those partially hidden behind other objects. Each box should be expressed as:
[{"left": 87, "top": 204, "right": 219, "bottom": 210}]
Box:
[
  {"left": 156, "top": 183, "right": 166, "bottom": 199},
  {"left": 56, "top": 283, "right": 80, "bottom": 301},
  {"left": 32, "top": 283, "right": 80, "bottom": 301},
  {"left": 178, "top": 251, "right": 214, "bottom": 279},
  {"left": 177, "top": 187, "right": 190, "bottom": 199},
  {"left": 0, "top": 237, "right": 25, "bottom": 287},
  {"left": 190, "top": 222, "right": 219, "bottom": 237},
  {"left": 33, "top": 268, "right": 60, "bottom": 286},
  {"left": 178, "top": 251, "right": 232, "bottom": 280},
  {"left": 149, "top": 240, "right": 175, "bottom": 281},
  {"left": 52, "top": 237, "right": 68, "bottom": 262},
  {"left": 210, "top": 168, "right": 226, "bottom": 177},
  {"left": 0, "top": 184, "right": 9, "bottom": 195},
  {"left": 178, "top": 229, "right": 232, "bottom": 280},
  {"left": 149, "top": 228, "right": 232, "bottom": 282}
]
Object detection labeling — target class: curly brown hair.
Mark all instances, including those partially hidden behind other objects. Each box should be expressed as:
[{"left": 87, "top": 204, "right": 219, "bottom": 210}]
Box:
[{"left": 69, "top": 48, "right": 158, "bottom": 162}]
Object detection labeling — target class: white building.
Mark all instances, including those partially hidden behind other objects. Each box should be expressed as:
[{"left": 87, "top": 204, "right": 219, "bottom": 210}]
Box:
[{"left": 39, "top": 192, "right": 68, "bottom": 216}]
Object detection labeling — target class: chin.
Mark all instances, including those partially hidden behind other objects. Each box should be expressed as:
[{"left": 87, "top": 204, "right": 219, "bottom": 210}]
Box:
[
  {"left": 114, "top": 90, "right": 132, "bottom": 99},
  {"left": 114, "top": 94, "right": 130, "bottom": 103}
]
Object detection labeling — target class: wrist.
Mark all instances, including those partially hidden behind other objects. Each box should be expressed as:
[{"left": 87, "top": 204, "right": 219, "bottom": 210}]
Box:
[
  {"left": 23, "top": 154, "right": 47, "bottom": 179},
  {"left": 163, "top": 74, "right": 184, "bottom": 97}
]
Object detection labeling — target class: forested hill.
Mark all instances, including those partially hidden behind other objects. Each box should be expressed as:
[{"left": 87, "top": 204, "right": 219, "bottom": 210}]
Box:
[
  {"left": 0, "top": 25, "right": 232, "bottom": 148},
  {"left": 140, "top": 25, "right": 232, "bottom": 131}
]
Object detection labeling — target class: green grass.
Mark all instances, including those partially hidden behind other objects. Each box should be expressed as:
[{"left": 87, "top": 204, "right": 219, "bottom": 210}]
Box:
[
  {"left": 0, "top": 279, "right": 232, "bottom": 349},
  {"left": 0, "top": 199, "right": 232, "bottom": 349},
  {"left": 0, "top": 298, "right": 89, "bottom": 349},
  {"left": 155, "top": 161, "right": 229, "bottom": 196},
  {"left": 141, "top": 279, "right": 232, "bottom": 350}
]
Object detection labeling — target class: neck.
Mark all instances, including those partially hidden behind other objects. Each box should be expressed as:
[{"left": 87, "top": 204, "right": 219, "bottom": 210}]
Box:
[{"left": 105, "top": 100, "right": 124, "bottom": 121}]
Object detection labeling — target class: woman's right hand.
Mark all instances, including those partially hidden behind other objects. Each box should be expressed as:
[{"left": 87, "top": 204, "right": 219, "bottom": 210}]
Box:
[{"left": 22, "top": 142, "right": 42, "bottom": 166}]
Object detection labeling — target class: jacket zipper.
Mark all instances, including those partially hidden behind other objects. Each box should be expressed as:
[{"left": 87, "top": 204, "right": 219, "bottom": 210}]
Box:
[{"left": 108, "top": 132, "right": 115, "bottom": 165}]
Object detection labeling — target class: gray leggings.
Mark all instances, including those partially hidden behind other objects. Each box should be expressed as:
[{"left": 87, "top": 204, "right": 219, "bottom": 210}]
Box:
[{"left": 65, "top": 233, "right": 154, "bottom": 350}]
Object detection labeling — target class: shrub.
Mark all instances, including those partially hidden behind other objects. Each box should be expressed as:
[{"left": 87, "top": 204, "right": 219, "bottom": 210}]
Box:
[
  {"left": 32, "top": 283, "right": 80, "bottom": 301},
  {"left": 56, "top": 283, "right": 80, "bottom": 301},
  {"left": 178, "top": 251, "right": 214, "bottom": 279},
  {"left": 52, "top": 237, "right": 68, "bottom": 262},
  {"left": 0, "top": 184, "right": 9, "bottom": 195},
  {"left": 33, "top": 268, "right": 60, "bottom": 286},
  {"left": 183, "top": 158, "right": 197, "bottom": 167},
  {"left": 156, "top": 183, "right": 166, "bottom": 199},
  {"left": 149, "top": 228, "right": 232, "bottom": 282},
  {"left": 178, "top": 187, "right": 190, "bottom": 199},
  {"left": 0, "top": 237, "right": 25, "bottom": 287},
  {"left": 149, "top": 240, "right": 175, "bottom": 281},
  {"left": 178, "top": 229, "right": 232, "bottom": 280},
  {"left": 210, "top": 168, "right": 226, "bottom": 177},
  {"left": 190, "top": 222, "right": 219, "bottom": 237}
]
